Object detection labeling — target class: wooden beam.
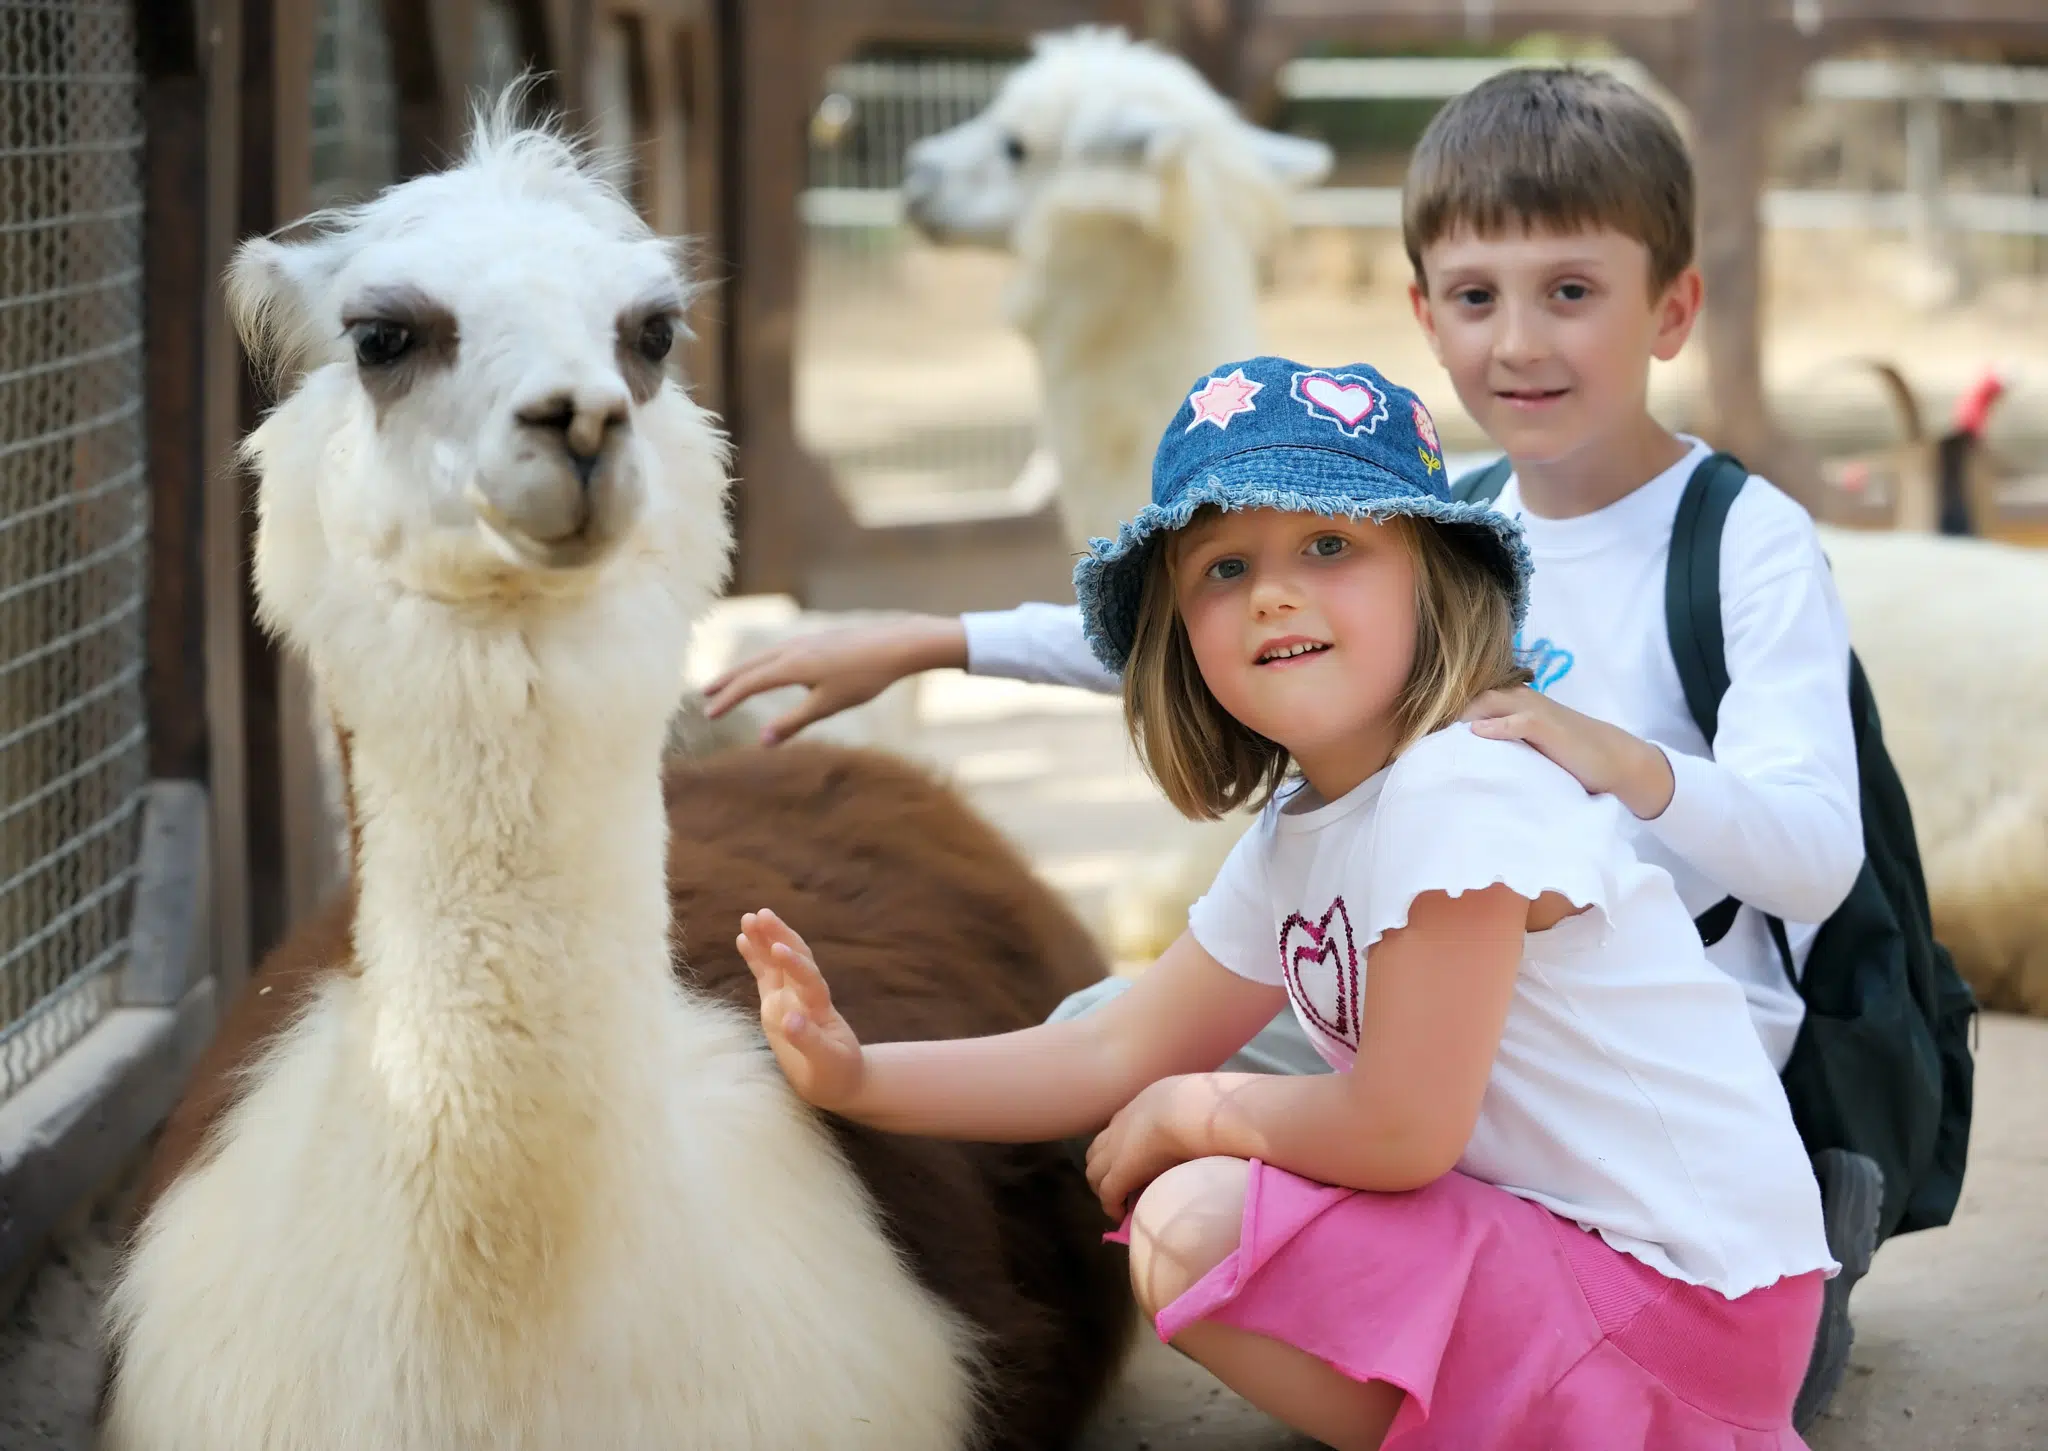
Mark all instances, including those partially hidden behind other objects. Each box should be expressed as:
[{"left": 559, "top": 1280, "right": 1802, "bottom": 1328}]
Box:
[
  {"left": 194, "top": 0, "right": 252, "bottom": 994},
  {"left": 138, "top": 5, "right": 210, "bottom": 786},
  {"left": 231, "top": 0, "right": 316, "bottom": 968},
  {"left": 1690, "top": 0, "right": 1820, "bottom": 507},
  {"left": 383, "top": 0, "right": 458, "bottom": 179}
]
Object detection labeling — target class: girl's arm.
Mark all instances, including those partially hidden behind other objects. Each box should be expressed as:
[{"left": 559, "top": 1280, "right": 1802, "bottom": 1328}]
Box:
[
  {"left": 737, "top": 911, "right": 1284, "bottom": 1143},
  {"left": 1090, "top": 884, "right": 1528, "bottom": 1213}
]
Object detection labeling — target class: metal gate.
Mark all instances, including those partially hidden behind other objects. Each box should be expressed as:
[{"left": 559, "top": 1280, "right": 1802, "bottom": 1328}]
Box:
[
  {"left": 796, "top": 54, "right": 1044, "bottom": 524},
  {"left": 0, "top": 0, "right": 150, "bottom": 1100}
]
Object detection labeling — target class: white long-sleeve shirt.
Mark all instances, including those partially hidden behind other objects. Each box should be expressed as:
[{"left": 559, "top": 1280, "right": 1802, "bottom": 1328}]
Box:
[{"left": 961, "top": 436, "right": 1864, "bottom": 1070}]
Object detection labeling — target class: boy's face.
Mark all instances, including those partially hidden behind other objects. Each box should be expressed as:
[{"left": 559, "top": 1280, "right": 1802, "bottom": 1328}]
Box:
[{"left": 1408, "top": 225, "right": 1701, "bottom": 468}]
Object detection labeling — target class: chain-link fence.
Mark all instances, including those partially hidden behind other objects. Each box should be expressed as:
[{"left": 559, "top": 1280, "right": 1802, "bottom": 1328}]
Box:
[
  {"left": 797, "top": 55, "right": 1043, "bottom": 523},
  {"left": 0, "top": 0, "right": 150, "bottom": 1101}
]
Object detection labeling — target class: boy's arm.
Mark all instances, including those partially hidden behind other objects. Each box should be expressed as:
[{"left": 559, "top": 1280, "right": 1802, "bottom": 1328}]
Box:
[
  {"left": 702, "top": 604, "right": 1117, "bottom": 744},
  {"left": 1467, "top": 500, "right": 1861, "bottom": 925},
  {"left": 962, "top": 603, "right": 1120, "bottom": 693},
  {"left": 1638, "top": 503, "right": 1863, "bottom": 924}
]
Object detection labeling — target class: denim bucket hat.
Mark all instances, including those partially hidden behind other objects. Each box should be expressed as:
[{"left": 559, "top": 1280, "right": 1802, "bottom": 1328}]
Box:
[{"left": 1073, "top": 355, "right": 1532, "bottom": 674}]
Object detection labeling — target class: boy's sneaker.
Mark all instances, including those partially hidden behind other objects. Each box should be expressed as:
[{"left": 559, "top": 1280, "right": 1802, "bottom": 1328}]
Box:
[{"left": 1793, "top": 1149, "right": 1884, "bottom": 1430}]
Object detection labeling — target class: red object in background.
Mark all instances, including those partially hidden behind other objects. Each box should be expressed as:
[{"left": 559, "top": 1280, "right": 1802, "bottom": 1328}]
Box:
[{"left": 1951, "top": 370, "right": 2006, "bottom": 439}]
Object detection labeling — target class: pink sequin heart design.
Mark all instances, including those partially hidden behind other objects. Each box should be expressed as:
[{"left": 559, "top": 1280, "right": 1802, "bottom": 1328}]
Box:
[{"left": 1278, "top": 898, "right": 1361, "bottom": 1049}]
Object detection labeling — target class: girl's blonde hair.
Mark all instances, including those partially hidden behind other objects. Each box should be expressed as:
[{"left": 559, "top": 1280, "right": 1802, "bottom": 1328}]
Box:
[{"left": 1123, "top": 511, "right": 1532, "bottom": 820}]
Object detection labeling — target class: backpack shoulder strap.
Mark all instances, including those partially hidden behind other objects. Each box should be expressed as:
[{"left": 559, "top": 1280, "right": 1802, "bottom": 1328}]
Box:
[
  {"left": 1664, "top": 451, "right": 1750, "bottom": 745},
  {"left": 1665, "top": 451, "right": 1798, "bottom": 976},
  {"left": 1451, "top": 456, "right": 1513, "bottom": 506}
]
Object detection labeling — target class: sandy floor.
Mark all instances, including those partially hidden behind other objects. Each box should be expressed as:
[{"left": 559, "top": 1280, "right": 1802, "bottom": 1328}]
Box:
[{"left": 9, "top": 674, "right": 2039, "bottom": 1451}]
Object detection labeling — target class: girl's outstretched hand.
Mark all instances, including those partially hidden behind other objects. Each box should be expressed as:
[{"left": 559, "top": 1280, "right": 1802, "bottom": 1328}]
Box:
[{"left": 737, "top": 909, "right": 866, "bottom": 1112}]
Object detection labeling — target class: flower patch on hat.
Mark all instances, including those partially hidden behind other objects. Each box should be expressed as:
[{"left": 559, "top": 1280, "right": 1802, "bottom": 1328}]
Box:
[
  {"left": 1290, "top": 370, "right": 1388, "bottom": 438},
  {"left": 1185, "top": 368, "right": 1264, "bottom": 432},
  {"left": 1412, "top": 398, "right": 1443, "bottom": 474}
]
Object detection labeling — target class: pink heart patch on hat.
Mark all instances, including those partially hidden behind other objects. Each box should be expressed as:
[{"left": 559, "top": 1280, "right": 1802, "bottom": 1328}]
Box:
[{"left": 1291, "top": 371, "right": 1388, "bottom": 437}]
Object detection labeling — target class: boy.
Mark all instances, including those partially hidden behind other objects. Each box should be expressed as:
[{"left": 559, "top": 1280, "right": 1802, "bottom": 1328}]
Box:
[{"left": 703, "top": 67, "right": 1877, "bottom": 1427}]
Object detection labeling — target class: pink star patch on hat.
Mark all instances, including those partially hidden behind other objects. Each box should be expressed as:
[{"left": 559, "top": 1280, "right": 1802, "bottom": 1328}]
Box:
[{"left": 1185, "top": 368, "right": 1263, "bottom": 432}]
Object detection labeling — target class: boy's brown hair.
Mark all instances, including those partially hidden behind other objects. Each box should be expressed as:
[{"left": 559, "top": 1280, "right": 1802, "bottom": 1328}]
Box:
[
  {"left": 1123, "top": 512, "right": 1531, "bottom": 821},
  {"left": 1402, "top": 66, "right": 1696, "bottom": 292}
]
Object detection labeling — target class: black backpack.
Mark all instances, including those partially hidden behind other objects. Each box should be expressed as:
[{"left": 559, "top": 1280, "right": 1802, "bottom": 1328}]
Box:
[{"left": 1454, "top": 452, "right": 1976, "bottom": 1242}]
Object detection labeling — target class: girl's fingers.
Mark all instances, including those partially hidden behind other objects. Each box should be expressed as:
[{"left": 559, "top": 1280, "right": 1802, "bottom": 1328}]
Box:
[
  {"left": 773, "top": 944, "right": 835, "bottom": 1020},
  {"left": 735, "top": 927, "right": 784, "bottom": 994}
]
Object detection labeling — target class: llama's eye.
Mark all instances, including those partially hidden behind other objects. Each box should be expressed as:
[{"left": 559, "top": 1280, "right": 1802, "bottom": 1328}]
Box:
[
  {"left": 1001, "top": 133, "right": 1027, "bottom": 165},
  {"left": 348, "top": 319, "right": 412, "bottom": 367},
  {"left": 636, "top": 315, "right": 675, "bottom": 363}
]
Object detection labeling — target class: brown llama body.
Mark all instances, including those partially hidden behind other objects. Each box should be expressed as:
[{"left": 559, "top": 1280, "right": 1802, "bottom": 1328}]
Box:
[{"left": 121, "top": 744, "right": 1134, "bottom": 1450}]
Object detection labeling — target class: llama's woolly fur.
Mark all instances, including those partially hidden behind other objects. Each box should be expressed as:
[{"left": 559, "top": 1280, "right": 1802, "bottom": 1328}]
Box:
[
  {"left": 1818, "top": 526, "right": 2048, "bottom": 1018},
  {"left": 100, "top": 93, "right": 1128, "bottom": 1451}
]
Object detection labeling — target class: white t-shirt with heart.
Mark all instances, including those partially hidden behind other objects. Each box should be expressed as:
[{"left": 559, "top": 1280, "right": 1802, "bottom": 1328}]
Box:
[{"left": 1188, "top": 722, "right": 1835, "bottom": 1297}]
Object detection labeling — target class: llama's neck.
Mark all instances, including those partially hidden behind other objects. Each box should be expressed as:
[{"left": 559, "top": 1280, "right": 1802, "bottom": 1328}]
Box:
[
  {"left": 330, "top": 634, "right": 682, "bottom": 1162},
  {"left": 1014, "top": 209, "right": 1261, "bottom": 546},
  {"left": 345, "top": 696, "right": 672, "bottom": 1037},
  {"left": 317, "top": 649, "right": 684, "bottom": 1318}
]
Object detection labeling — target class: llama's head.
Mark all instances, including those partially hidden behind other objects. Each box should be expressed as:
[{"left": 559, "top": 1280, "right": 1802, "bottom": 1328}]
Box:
[
  {"left": 901, "top": 27, "right": 1330, "bottom": 254},
  {"left": 229, "top": 90, "right": 730, "bottom": 741}
]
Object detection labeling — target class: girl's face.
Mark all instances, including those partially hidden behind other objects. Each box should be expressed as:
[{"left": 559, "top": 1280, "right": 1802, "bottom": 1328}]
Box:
[{"left": 1172, "top": 507, "right": 1417, "bottom": 796}]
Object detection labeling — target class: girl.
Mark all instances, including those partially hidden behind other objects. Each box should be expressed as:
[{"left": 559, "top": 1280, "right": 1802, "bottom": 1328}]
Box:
[{"left": 736, "top": 356, "right": 1834, "bottom": 1450}]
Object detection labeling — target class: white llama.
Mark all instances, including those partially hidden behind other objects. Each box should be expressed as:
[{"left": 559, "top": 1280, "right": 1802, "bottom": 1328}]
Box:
[
  {"left": 902, "top": 25, "right": 1332, "bottom": 551},
  {"left": 1817, "top": 525, "right": 2048, "bottom": 1017},
  {"left": 98, "top": 99, "right": 1129, "bottom": 1450}
]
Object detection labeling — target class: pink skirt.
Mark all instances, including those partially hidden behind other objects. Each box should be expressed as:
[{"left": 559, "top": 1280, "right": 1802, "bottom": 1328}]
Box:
[{"left": 1108, "top": 1162, "right": 1824, "bottom": 1450}]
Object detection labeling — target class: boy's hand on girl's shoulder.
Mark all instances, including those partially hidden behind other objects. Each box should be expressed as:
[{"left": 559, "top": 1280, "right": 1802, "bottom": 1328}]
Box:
[{"left": 1465, "top": 687, "right": 1676, "bottom": 821}]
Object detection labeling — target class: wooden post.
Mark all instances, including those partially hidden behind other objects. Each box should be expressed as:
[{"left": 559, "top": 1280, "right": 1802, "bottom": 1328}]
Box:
[
  {"left": 722, "top": 0, "right": 855, "bottom": 599},
  {"left": 230, "top": 0, "right": 316, "bottom": 967},
  {"left": 1174, "top": 0, "right": 1259, "bottom": 100},
  {"left": 139, "top": 4, "right": 211, "bottom": 788},
  {"left": 1689, "top": 0, "right": 1819, "bottom": 510}
]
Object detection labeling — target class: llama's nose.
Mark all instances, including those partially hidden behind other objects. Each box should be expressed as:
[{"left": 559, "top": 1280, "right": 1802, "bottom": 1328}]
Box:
[{"left": 517, "top": 389, "right": 629, "bottom": 492}]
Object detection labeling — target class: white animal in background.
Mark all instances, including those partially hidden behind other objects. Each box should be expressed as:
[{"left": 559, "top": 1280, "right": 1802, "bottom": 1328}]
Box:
[
  {"left": 901, "top": 26, "right": 1332, "bottom": 552},
  {"left": 1819, "top": 525, "right": 2048, "bottom": 1018}
]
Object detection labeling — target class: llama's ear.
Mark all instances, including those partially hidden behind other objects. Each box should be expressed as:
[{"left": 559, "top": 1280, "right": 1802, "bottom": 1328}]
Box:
[
  {"left": 1068, "top": 98, "right": 1187, "bottom": 173},
  {"left": 226, "top": 235, "right": 334, "bottom": 393},
  {"left": 1241, "top": 125, "right": 1333, "bottom": 190}
]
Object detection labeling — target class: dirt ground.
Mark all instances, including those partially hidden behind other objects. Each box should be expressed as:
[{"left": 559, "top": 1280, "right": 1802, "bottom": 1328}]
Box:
[{"left": 7, "top": 673, "right": 2038, "bottom": 1451}]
